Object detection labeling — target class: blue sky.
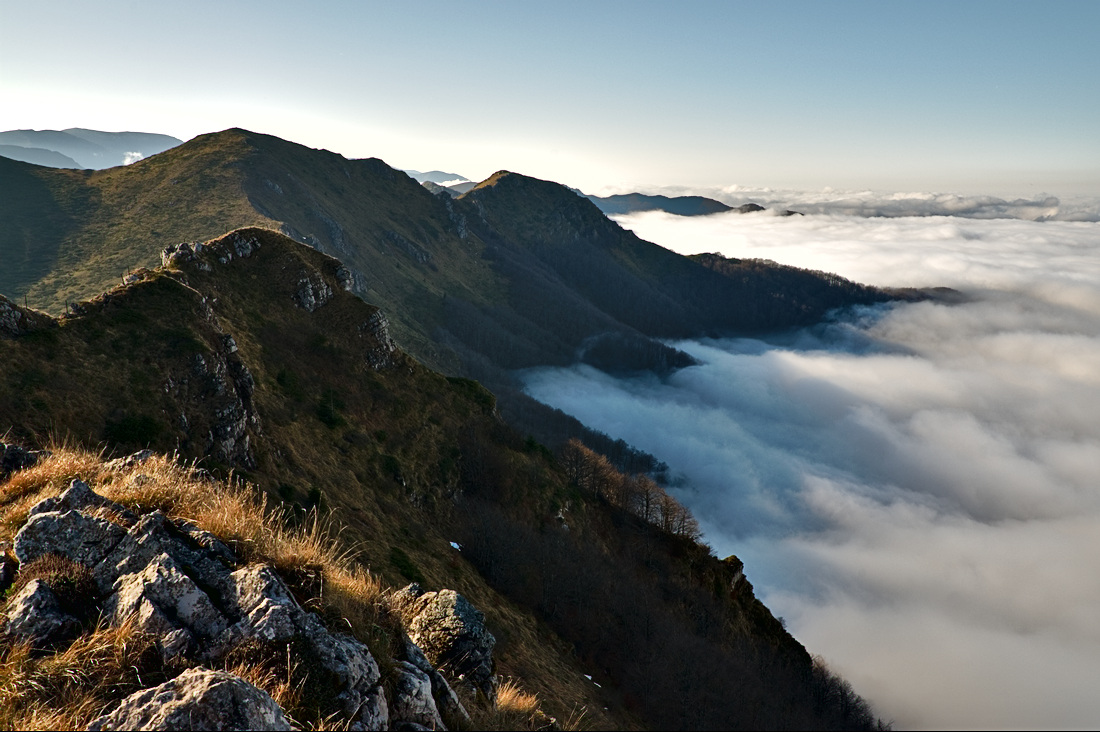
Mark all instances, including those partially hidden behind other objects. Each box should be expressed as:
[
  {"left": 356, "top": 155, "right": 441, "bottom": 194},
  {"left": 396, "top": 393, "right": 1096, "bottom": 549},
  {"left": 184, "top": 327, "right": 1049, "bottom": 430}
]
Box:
[{"left": 2, "top": 0, "right": 1097, "bottom": 194}]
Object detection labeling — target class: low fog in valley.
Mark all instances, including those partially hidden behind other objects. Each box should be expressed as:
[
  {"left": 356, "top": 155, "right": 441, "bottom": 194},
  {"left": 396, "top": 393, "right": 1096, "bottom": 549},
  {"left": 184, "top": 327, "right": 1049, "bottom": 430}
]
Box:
[{"left": 523, "top": 201, "right": 1100, "bottom": 729}]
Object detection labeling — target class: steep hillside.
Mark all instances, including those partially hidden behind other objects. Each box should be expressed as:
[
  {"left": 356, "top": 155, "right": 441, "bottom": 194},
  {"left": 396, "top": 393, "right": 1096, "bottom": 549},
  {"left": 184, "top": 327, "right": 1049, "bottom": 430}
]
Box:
[{"left": 0, "top": 228, "right": 881, "bottom": 729}]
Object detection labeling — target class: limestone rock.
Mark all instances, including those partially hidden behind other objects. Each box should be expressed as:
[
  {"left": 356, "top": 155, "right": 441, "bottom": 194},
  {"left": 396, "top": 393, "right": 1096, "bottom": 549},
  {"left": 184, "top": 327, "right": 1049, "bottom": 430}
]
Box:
[
  {"left": 225, "top": 564, "right": 389, "bottom": 729},
  {"left": 0, "top": 298, "right": 25, "bottom": 336},
  {"left": 391, "top": 660, "right": 446, "bottom": 730},
  {"left": 2, "top": 578, "right": 81, "bottom": 644},
  {"left": 29, "top": 479, "right": 139, "bottom": 524},
  {"left": 104, "top": 552, "right": 229, "bottom": 642},
  {"left": 0, "top": 442, "right": 47, "bottom": 480},
  {"left": 0, "top": 481, "right": 481, "bottom": 732},
  {"left": 397, "top": 584, "right": 498, "bottom": 701},
  {"left": 404, "top": 637, "right": 470, "bottom": 725},
  {"left": 359, "top": 311, "right": 397, "bottom": 370},
  {"left": 293, "top": 271, "right": 333, "bottom": 311},
  {"left": 93, "top": 511, "right": 236, "bottom": 596},
  {"left": 87, "top": 667, "right": 291, "bottom": 731},
  {"left": 103, "top": 450, "right": 156, "bottom": 472},
  {"left": 13, "top": 509, "right": 126, "bottom": 568}
]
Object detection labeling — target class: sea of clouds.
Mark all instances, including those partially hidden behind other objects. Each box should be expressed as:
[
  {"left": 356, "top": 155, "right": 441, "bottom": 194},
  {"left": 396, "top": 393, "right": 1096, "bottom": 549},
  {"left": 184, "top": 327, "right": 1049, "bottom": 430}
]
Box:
[{"left": 521, "top": 205, "right": 1100, "bottom": 729}]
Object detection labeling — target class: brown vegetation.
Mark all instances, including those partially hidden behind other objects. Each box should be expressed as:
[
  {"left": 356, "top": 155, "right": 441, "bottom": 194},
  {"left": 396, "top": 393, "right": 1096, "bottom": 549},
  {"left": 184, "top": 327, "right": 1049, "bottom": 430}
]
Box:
[{"left": 560, "top": 439, "right": 700, "bottom": 540}]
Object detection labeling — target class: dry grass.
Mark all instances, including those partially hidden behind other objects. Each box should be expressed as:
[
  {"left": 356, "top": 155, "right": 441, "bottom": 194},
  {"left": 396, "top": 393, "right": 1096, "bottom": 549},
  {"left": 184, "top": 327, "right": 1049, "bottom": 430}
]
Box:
[
  {"left": 498, "top": 678, "right": 542, "bottom": 715},
  {"left": 464, "top": 677, "right": 567, "bottom": 731},
  {"left": 0, "top": 618, "right": 166, "bottom": 730},
  {"left": 0, "top": 446, "right": 548, "bottom": 730}
]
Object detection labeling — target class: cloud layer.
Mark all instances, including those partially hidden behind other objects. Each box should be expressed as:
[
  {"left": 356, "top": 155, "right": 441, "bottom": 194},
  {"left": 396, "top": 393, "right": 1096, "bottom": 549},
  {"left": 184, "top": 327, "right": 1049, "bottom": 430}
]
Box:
[{"left": 522, "top": 211, "right": 1100, "bottom": 729}]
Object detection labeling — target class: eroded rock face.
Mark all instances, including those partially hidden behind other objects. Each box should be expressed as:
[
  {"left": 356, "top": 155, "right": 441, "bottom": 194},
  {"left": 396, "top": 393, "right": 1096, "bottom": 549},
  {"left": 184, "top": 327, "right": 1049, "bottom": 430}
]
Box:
[
  {"left": 391, "top": 660, "right": 446, "bottom": 730},
  {"left": 161, "top": 329, "right": 261, "bottom": 469},
  {"left": 360, "top": 311, "right": 397, "bottom": 370},
  {"left": 14, "top": 507, "right": 127, "bottom": 568},
  {"left": 0, "top": 298, "right": 25, "bottom": 336},
  {"left": 87, "top": 668, "right": 291, "bottom": 731}
]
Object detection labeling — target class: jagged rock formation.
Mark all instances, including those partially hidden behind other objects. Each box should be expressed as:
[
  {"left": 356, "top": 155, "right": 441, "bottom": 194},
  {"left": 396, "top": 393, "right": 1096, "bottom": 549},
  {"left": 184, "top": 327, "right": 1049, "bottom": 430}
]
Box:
[{"left": 2, "top": 476, "right": 489, "bottom": 730}]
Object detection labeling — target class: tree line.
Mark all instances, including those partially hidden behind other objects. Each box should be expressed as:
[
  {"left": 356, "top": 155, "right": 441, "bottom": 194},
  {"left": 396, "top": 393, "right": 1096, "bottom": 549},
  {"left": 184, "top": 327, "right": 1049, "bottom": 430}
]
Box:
[{"left": 560, "top": 438, "right": 700, "bottom": 540}]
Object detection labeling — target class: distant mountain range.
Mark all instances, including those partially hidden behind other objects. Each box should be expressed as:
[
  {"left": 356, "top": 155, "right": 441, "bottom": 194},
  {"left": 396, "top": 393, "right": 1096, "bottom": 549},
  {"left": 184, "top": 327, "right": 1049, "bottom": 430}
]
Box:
[
  {"left": 0, "top": 128, "right": 182, "bottom": 169},
  {"left": 0, "top": 129, "right": 911, "bottom": 378},
  {"left": 419, "top": 180, "right": 800, "bottom": 218},
  {"left": 403, "top": 169, "right": 470, "bottom": 185},
  {"left": 585, "top": 192, "right": 803, "bottom": 217}
]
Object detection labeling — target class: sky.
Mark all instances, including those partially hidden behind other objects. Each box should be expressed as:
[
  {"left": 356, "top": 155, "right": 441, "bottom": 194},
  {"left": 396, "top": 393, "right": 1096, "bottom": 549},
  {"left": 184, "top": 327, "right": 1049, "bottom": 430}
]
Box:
[
  {"left": 2, "top": 0, "right": 1098, "bottom": 196},
  {"left": 523, "top": 210, "right": 1100, "bottom": 729}
]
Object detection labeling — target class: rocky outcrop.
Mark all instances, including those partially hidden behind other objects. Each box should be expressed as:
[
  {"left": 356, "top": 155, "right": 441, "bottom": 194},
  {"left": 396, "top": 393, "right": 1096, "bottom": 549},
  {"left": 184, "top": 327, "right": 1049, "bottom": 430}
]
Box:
[
  {"left": 162, "top": 230, "right": 261, "bottom": 270},
  {"left": 87, "top": 668, "right": 291, "bottom": 731},
  {"left": 1, "top": 476, "right": 488, "bottom": 729},
  {"left": 0, "top": 296, "right": 53, "bottom": 338},
  {"left": 360, "top": 311, "right": 397, "bottom": 370},
  {"left": 161, "top": 327, "right": 260, "bottom": 469},
  {"left": 293, "top": 270, "right": 334, "bottom": 312},
  {"left": 161, "top": 241, "right": 212, "bottom": 271},
  {"left": 383, "top": 230, "right": 432, "bottom": 265},
  {"left": 393, "top": 583, "right": 498, "bottom": 703},
  {"left": 3, "top": 579, "right": 82, "bottom": 645}
]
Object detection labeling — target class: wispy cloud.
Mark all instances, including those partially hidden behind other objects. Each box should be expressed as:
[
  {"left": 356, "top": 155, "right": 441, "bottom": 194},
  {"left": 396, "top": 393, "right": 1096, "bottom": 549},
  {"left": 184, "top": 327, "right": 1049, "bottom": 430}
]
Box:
[{"left": 522, "top": 211, "right": 1100, "bottom": 729}]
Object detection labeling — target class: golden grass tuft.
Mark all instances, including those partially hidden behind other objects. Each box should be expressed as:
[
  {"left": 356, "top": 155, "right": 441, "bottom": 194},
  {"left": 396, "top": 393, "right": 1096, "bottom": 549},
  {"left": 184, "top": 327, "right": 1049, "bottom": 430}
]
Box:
[
  {"left": 498, "top": 678, "right": 541, "bottom": 715},
  {"left": 464, "top": 677, "right": 562, "bottom": 731}
]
